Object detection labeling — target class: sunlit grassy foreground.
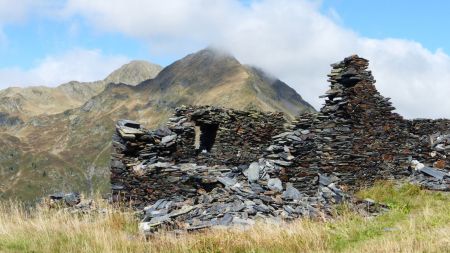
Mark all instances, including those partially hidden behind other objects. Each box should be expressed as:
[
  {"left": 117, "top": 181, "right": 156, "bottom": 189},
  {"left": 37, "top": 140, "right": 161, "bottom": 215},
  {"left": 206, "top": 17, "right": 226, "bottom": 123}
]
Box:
[{"left": 0, "top": 182, "right": 449, "bottom": 253}]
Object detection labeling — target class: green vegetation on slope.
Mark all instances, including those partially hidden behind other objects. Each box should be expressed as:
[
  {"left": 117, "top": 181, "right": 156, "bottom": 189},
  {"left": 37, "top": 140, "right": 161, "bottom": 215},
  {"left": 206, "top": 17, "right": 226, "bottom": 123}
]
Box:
[{"left": 0, "top": 182, "right": 448, "bottom": 253}]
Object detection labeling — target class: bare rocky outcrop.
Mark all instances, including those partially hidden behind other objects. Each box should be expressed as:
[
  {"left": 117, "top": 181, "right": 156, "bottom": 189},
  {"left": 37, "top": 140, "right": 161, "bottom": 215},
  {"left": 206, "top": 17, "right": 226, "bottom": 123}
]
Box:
[{"left": 0, "top": 112, "right": 23, "bottom": 127}]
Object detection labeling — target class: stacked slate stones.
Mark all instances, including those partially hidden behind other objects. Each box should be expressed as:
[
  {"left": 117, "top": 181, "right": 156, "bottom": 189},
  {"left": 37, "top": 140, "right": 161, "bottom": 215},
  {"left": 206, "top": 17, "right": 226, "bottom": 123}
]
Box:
[
  {"left": 111, "top": 119, "right": 181, "bottom": 206},
  {"left": 264, "top": 114, "right": 320, "bottom": 196},
  {"left": 264, "top": 55, "right": 413, "bottom": 193},
  {"left": 321, "top": 55, "right": 412, "bottom": 183}
]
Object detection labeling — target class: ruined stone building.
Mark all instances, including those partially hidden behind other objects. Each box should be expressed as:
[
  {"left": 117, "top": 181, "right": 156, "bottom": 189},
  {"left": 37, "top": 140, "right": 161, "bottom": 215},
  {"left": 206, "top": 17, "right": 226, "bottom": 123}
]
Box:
[
  {"left": 111, "top": 107, "right": 286, "bottom": 205},
  {"left": 111, "top": 55, "right": 450, "bottom": 207}
]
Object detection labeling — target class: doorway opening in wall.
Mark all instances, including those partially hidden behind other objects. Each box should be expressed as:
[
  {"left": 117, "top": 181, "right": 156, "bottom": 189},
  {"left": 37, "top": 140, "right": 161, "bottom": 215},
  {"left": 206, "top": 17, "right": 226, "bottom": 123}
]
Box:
[{"left": 194, "top": 123, "right": 219, "bottom": 154}]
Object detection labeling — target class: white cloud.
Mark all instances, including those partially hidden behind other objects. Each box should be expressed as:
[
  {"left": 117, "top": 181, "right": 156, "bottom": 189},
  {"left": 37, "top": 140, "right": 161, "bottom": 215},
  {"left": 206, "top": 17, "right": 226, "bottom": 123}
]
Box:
[
  {"left": 0, "top": 0, "right": 36, "bottom": 23},
  {"left": 0, "top": 0, "right": 64, "bottom": 21},
  {"left": 62, "top": 0, "right": 450, "bottom": 119},
  {"left": 0, "top": 48, "right": 129, "bottom": 88}
]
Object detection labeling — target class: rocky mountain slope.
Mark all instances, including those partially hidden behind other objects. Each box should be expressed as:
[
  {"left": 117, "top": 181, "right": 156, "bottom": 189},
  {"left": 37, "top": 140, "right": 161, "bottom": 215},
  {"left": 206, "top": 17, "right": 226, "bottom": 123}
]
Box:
[
  {"left": 0, "top": 48, "right": 314, "bottom": 201},
  {"left": 0, "top": 61, "right": 162, "bottom": 123},
  {"left": 138, "top": 49, "right": 312, "bottom": 117}
]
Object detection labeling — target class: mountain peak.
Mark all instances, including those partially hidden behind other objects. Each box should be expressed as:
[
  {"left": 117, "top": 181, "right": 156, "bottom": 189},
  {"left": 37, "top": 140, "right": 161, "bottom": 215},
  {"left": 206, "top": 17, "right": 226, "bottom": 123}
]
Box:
[
  {"left": 197, "top": 47, "right": 234, "bottom": 56},
  {"left": 188, "top": 47, "right": 239, "bottom": 63},
  {"left": 104, "top": 60, "right": 162, "bottom": 86}
]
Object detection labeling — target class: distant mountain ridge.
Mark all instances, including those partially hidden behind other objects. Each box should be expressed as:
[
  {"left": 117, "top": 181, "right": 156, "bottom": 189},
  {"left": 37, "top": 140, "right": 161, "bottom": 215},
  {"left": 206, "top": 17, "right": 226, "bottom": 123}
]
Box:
[
  {"left": 104, "top": 60, "right": 163, "bottom": 86},
  {"left": 0, "top": 61, "right": 162, "bottom": 122},
  {"left": 0, "top": 48, "right": 314, "bottom": 201}
]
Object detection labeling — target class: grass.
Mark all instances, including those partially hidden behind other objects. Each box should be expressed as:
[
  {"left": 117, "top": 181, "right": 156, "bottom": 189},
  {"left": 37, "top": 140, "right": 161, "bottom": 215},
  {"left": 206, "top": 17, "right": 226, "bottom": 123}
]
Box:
[{"left": 0, "top": 181, "right": 449, "bottom": 253}]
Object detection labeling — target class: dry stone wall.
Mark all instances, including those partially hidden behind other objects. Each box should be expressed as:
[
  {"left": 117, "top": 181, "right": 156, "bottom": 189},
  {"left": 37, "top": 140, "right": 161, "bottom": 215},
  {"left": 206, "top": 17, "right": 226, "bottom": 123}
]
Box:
[
  {"left": 264, "top": 55, "right": 449, "bottom": 194},
  {"left": 168, "top": 106, "right": 286, "bottom": 166}
]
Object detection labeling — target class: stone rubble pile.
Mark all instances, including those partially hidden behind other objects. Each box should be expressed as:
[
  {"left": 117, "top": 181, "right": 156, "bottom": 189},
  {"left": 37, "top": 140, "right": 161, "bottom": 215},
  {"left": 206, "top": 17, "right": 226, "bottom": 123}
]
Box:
[
  {"left": 47, "top": 192, "right": 81, "bottom": 207},
  {"left": 45, "top": 192, "right": 100, "bottom": 214},
  {"left": 138, "top": 160, "right": 385, "bottom": 233},
  {"left": 409, "top": 120, "right": 450, "bottom": 167},
  {"left": 405, "top": 121, "right": 450, "bottom": 191},
  {"left": 408, "top": 163, "right": 449, "bottom": 191},
  {"left": 407, "top": 130, "right": 450, "bottom": 191}
]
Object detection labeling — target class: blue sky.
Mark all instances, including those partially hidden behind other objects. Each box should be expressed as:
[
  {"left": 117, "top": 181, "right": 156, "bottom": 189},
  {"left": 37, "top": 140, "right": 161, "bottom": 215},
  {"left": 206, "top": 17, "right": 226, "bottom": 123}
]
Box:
[
  {"left": 321, "top": 0, "right": 449, "bottom": 53},
  {"left": 0, "top": 14, "right": 153, "bottom": 68},
  {"left": 0, "top": 0, "right": 450, "bottom": 119}
]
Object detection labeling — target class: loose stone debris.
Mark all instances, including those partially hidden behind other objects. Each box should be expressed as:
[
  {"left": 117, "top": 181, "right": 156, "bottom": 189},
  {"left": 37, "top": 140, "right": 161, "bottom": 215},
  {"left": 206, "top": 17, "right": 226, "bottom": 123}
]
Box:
[
  {"left": 111, "top": 55, "right": 449, "bottom": 234},
  {"left": 137, "top": 161, "right": 349, "bottom": 233},
  {"left": 47, "top": 192, "right": 81, "bottom": 207},
  {"left": 45, "top": 192, "right": 102, "bottom": 214}
]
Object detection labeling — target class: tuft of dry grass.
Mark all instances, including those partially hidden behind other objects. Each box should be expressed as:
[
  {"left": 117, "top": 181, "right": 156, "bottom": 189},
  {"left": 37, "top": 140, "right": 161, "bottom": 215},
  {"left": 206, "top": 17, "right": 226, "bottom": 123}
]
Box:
[{"left": 0, "top": 182, "right": 449, "bottom": 253}]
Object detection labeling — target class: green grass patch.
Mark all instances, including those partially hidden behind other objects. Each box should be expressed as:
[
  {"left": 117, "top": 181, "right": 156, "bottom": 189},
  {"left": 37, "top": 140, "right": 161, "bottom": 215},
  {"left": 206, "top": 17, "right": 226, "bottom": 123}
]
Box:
[{"left": 328, "top": 182, "right": 450, "bottom": 252}]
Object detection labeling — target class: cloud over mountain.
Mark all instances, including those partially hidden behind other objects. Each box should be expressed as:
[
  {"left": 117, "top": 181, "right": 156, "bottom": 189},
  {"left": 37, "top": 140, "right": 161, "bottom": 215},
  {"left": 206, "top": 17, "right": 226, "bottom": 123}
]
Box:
[{"left": 0, "top": 49, "right": 129, "bottom": 87}]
